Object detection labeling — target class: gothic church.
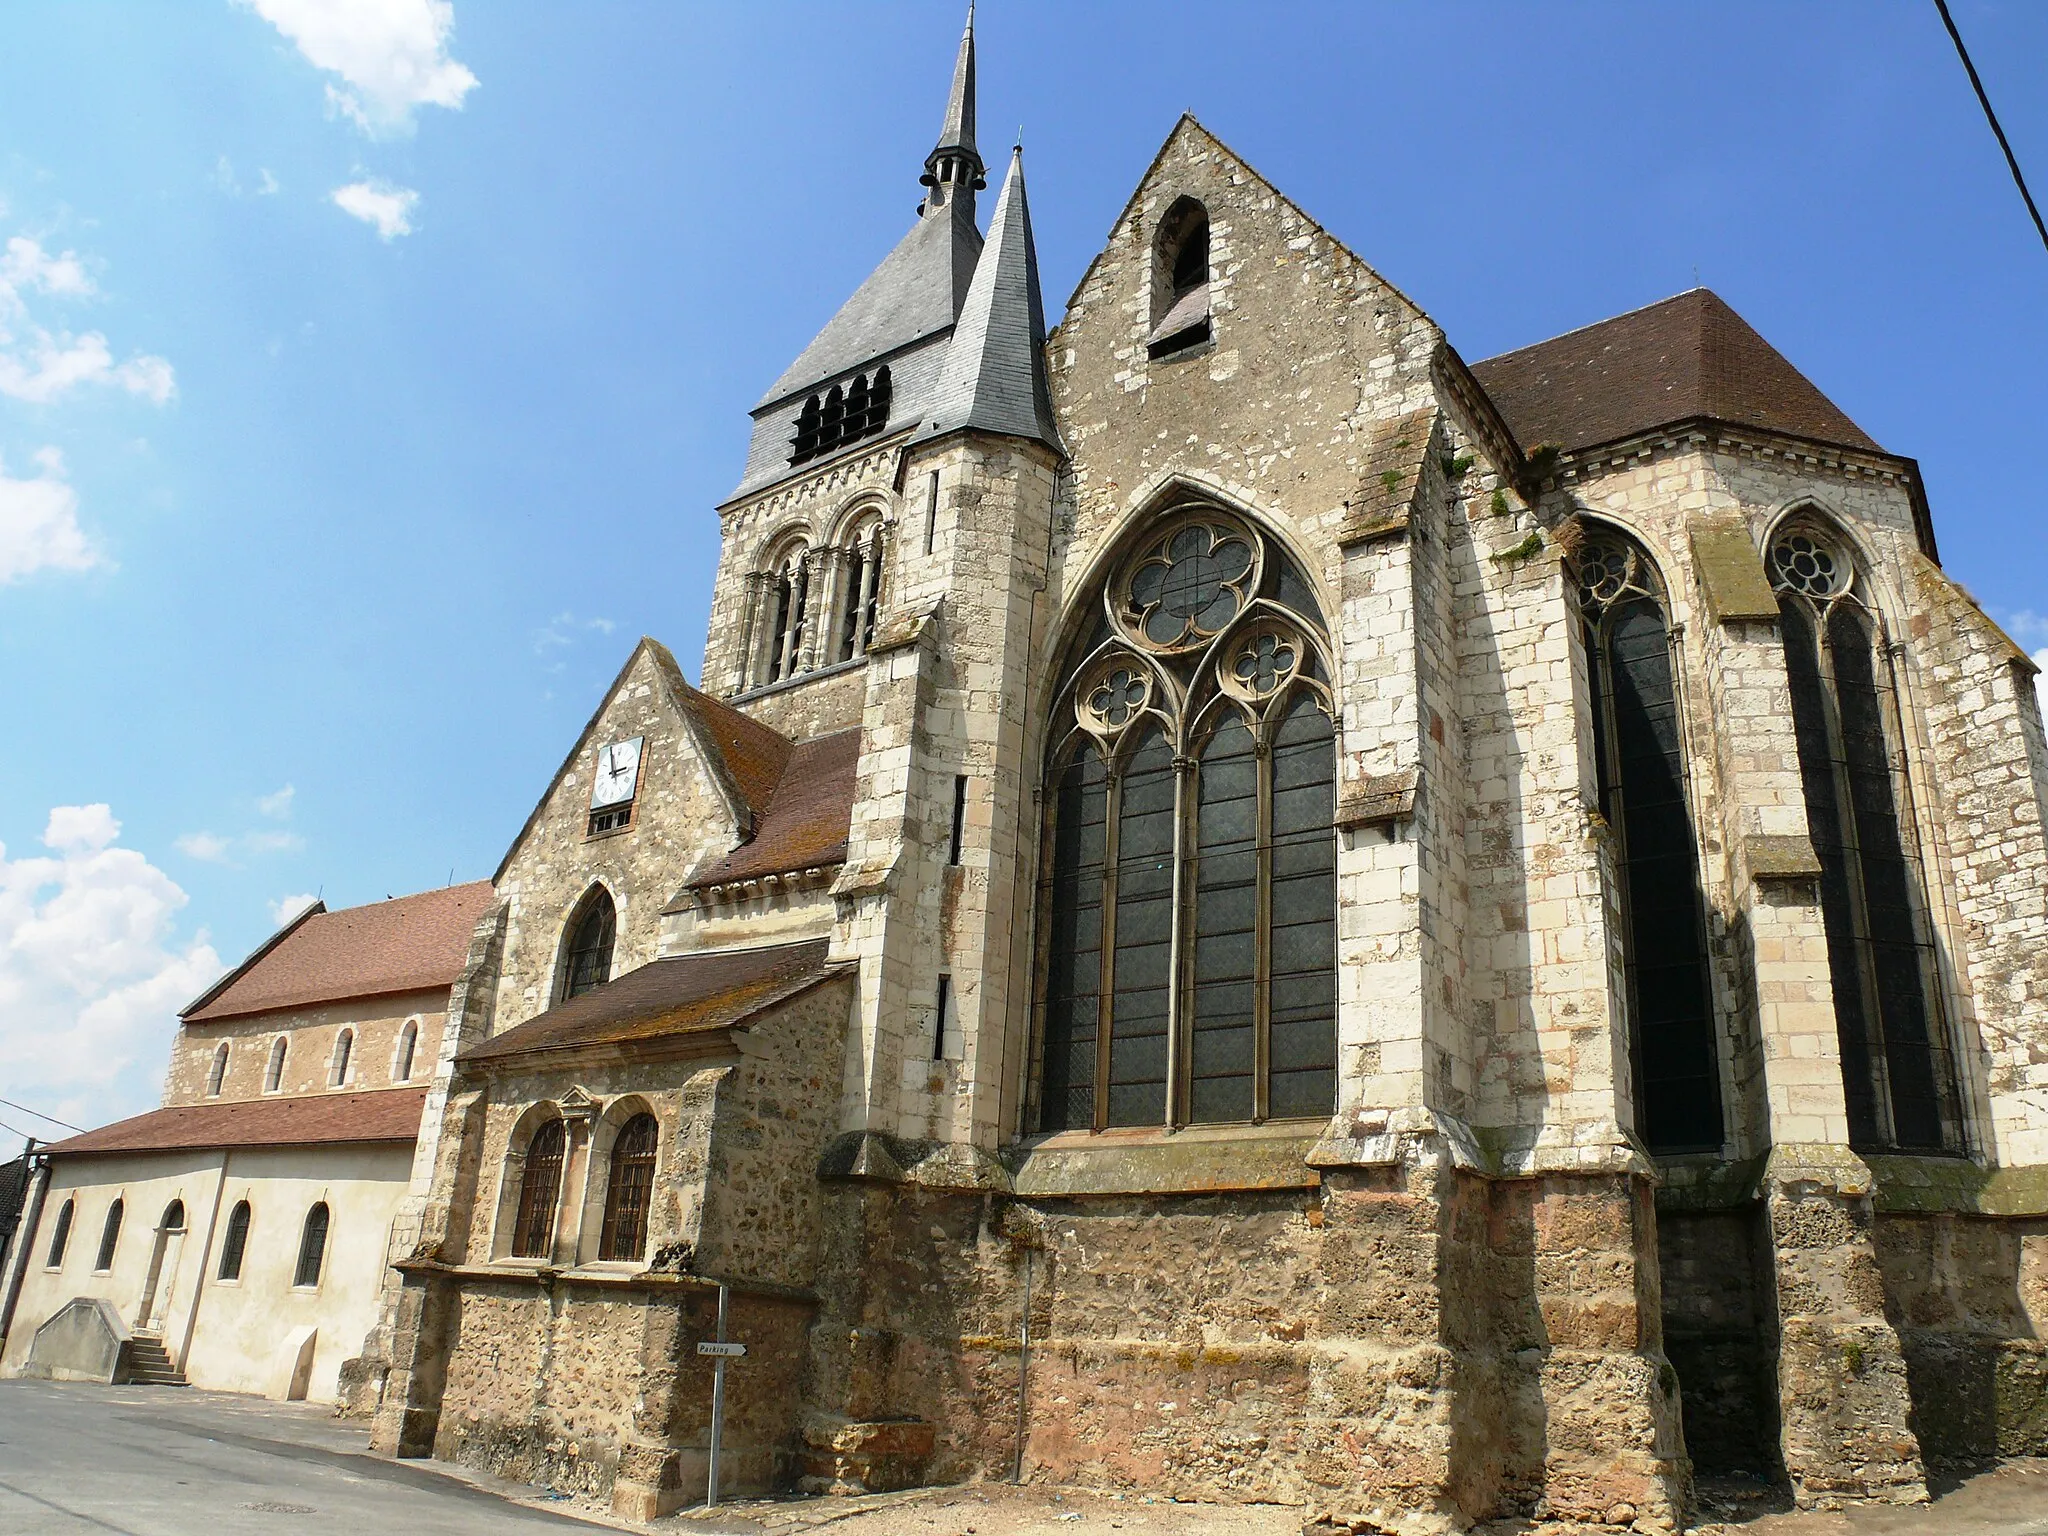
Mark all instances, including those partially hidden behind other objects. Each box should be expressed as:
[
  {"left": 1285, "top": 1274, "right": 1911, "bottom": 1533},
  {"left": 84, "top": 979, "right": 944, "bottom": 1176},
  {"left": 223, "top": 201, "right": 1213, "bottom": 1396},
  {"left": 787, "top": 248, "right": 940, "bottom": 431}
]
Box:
[{"left": 132, "top": 11, "right": 2048, "bottom": 1528}]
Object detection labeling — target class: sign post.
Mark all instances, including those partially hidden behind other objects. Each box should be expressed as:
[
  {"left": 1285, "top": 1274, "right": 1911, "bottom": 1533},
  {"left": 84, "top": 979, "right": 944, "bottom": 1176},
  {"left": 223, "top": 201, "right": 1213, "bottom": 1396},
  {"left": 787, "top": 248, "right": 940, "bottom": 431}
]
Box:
[{"left": 697, "top": 1283, "right": 747, "bottom": 1508}]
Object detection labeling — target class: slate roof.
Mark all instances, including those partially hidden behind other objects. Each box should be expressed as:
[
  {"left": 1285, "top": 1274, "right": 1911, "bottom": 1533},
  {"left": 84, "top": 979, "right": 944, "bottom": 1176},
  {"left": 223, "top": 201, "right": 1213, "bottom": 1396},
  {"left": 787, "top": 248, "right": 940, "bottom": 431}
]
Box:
[
  {"left": 40, "top": 1088, "right": 428, "bottom": 1159},
  {"left": 1470, "top": 289, "right": 1883, "bottom": 457},
  {"left": 459, "top": 939, "right": 846, "bottom": 1065},
  {"left": 183, "top": 883, "right": 495, "bottom": 1024},
  {"left": 917, "top": 147, "right": 1061, "bottom": 452},
  {"left": 932, "top": 4, "right": 977, "bottom": 159},
  {"left": 757, "top": 204, "right": 984, "bottom": 410},
  {"left": 679, "top": 727, "right": 861, "bottom": 895}
]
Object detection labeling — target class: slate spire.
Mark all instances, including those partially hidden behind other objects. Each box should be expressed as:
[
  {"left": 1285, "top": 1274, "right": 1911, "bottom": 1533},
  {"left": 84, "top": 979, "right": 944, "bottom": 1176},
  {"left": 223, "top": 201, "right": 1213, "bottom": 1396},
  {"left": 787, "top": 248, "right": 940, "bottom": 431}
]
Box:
[
  {"left": 920, "top": 5, "right": 985, "bottom": 222},
  {"left": 919, "top": 145, "right": 1061, "bottom": 452}
]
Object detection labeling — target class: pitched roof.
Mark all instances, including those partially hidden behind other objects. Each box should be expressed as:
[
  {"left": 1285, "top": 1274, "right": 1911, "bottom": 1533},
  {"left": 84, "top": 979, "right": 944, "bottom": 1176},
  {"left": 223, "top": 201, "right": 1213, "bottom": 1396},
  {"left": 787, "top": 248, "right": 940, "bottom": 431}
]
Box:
[
  {"left": 459, "top": 939, "right": 846, "bottom": 1065},
  {"left": 757, "top": 204, "right": 984, "bottom": 410},
  {"left": 680, "top": 727, "right": 861, "bottom": 895},
  {"left": 648, "top": 642, "right": 792, "bottom": 817},
  {"left": 183, "top": 884, "right": 495, "bottom": 1024},
  {"left": 1469, "top": 289, "right": 1883, "bottom": 457},
  {"left": 41, "top": 1088, "right": 428, "bottom": 1159},
  {"left": 918, "top": 147, "right": 1061, "bottom": 453}
]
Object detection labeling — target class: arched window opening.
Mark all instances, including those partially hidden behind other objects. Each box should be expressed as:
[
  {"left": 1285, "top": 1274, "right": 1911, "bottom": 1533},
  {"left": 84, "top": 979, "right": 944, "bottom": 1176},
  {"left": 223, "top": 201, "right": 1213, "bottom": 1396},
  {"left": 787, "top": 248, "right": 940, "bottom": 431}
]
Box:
[
  {"left": 837, "top": 519, "right": 887, "bottom": 663},
  {"left": 1037, "top": 507, "right": 1336, "bottom": 1131},
  {"left": 394, "top": 1019, "right": 419, "bottom": 1082},
  {"left": 763, "top": 546, "right": 811, "bottom": 685},
  {"left": 294, "top": 1202, "right": 329, "bottom": 1288},
  {"left": 207, "top": 1042, "right": 230, "bottom": 1097},
  {"left": 1569, "top": 530, "right": 1722, "bottom": 1154},
  {"left": 598, "top": 1113, "right": 660, "bottom": 1262},
  {"left": 1149, "top": 199, "right": 1213, "bottom": 360},
  {"left": 1771, "top": 522, "right": 1961, "bottom": 1152},
  {"left": 330, "top": 1028, "right": 354, "bottom": 1087},
  {"left": 560, "top": 888, "right": 617, "bottom": 1002},
  {"left": 45, "top": 1199, "right": 74, "bottom": 1268},
  {"left": 512, "top": 1119, "right": 566, "bottom": 1258},
  {"left": 161, "top": 1199, "right": 185, "bottom": 1233},
  {"left": 95, "top": 1198, "right": 124, "bottom": 1272},
  {"left": 788, "top": 367, "right": 892, "bottom": 466},
  {"left": 264, "top": 1036, "right": 288, "bottom": 1093},
  {"left": 219, "top": 1200, "right": 252, "bottom": 1280}
]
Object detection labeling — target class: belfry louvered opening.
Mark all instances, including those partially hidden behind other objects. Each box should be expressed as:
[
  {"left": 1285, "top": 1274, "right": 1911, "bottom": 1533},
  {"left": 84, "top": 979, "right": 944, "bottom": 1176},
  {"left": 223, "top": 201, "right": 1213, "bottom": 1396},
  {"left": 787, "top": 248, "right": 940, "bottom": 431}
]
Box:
[
  {"left": 1770, "top": 520, "right": 1963, "bottom": 1153},
  {"left": 1569, "top": 525, "right": 1723, "bottom": 1154},
  {"left": 789, "top": 366, "right": 892, "bottom": 465},
  {"left": 1148, "top": 198, "right": 1212, "bottom": 360},
  {"left": 1036, "top": 505, "right": 1337, "bottom": 1132}
]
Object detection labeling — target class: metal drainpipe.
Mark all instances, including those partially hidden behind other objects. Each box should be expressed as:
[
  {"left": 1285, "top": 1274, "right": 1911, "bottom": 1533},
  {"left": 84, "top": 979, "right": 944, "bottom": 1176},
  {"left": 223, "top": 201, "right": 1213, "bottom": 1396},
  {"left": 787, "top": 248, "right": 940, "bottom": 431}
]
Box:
[{"left": 0, "top": 1148, "right": 49, "bottom": 1352}]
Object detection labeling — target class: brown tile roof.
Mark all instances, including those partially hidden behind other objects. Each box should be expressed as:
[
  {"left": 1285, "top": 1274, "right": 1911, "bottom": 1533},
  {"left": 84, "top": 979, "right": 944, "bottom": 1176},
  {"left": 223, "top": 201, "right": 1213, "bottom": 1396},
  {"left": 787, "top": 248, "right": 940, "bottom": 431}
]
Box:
[
  {"left": 1469, "top": 289, "right": 1883, "bottom": 458},
  {"left": 459, "top": 939, "right": 846, "bottom": 1065},
  {"left": 183, "top": 882, "right": 495, "bottom": 1023},
  {"left": 648, "top": 643, "right": 792, "bottom": 815},
  {"left": 680, "top": 728, "right": 861, "bottom": 894},
  {"left": 42, "top": 1088, "right": 428, "bottom": 1159}
]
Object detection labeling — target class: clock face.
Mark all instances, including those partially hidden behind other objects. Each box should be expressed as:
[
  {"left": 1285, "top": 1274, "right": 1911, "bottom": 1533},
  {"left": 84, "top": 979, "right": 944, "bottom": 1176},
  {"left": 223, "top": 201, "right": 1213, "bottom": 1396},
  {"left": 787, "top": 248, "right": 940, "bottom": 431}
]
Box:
[{"left": 590, "top": 736, "right": 644, "bottom": 808}]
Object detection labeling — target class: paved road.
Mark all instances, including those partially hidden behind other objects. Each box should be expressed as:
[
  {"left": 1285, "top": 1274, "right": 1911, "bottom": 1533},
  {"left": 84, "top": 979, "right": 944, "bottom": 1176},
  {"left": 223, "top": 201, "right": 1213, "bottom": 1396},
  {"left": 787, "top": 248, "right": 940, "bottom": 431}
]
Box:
[{"left": 0, "top": 1379, "right": 610, "bottom": 1535}]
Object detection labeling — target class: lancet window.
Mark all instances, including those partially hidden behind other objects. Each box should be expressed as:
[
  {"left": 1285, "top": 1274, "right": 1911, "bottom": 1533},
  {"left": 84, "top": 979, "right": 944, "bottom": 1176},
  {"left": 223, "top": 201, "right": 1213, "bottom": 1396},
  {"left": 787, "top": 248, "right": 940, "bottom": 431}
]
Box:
[
  {"left": 1037, "top": 507, "right": 1338, "bottom": 1131},
  {"left": 836, "top": 518, "right": 887, "bottom": 663},
  {"left": 1568, "top": 527, "right": 1722, "bottom": 1153},
  {"left": 762, "top": 545, "right": 811, "bottom": 685},
  {"left": 789, "top": 366, "right": 892, "bottom": 465},
  {"left": 1148, "top": 199, "right": 1212, "bottom": 359},
  {"left": 559, "top": 887, "right": 616, "bottom": 1002},
  {"left": 1770, "top": 520, "right": 1962, "bottom": 1152}
]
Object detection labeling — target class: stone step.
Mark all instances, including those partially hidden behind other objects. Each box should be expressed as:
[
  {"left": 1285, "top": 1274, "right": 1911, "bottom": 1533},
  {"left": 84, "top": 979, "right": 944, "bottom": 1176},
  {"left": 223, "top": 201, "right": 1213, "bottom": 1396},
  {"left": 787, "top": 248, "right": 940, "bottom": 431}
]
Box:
[{"left": 125, "top": 1336, "right": 188, "bottom": 1387}]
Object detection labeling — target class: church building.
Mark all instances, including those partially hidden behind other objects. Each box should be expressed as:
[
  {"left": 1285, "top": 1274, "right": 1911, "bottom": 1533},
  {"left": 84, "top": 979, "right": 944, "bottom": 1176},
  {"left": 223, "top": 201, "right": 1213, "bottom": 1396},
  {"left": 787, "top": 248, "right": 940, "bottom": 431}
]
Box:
[{"left": 195, "top": 11, "right": 2048, "bottom": 1528}]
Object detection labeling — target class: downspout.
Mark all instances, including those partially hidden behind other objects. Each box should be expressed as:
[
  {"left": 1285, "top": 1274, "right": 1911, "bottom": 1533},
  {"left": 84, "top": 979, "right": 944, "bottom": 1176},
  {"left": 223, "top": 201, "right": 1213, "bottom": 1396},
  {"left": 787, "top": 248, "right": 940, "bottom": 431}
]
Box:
[
  {"left": 0, "top": 1148, "right": 49, "bottom": 1352},
  {"left": 174, "top": 1150, "right": 232, "bottom": 1376}
]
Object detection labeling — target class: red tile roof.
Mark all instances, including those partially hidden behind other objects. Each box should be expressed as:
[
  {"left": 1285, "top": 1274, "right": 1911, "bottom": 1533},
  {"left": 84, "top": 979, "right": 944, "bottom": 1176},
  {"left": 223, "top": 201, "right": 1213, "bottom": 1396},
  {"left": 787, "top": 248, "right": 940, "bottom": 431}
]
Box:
[
  {"left": 183, "top": 883, "right": 495, "bottom": 1023},
  {"left": 651, "top": 646, "right": 793, "bottom": 816},
  {"left": 460, "top": 938, "right": 846, "bottom": 1065},
  {"left": 42, "top": 1088, "right": 428, "bottom": 1159},
  {"left": 1470, "top": 289, "right": 1883, "bottom": 458},
  {"left": 680, "top": 728, "right": 861, "bottom": 894}
]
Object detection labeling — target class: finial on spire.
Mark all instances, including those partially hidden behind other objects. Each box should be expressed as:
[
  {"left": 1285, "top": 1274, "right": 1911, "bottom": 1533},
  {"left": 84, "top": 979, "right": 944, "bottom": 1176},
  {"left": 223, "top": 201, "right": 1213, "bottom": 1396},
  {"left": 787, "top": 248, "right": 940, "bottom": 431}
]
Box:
[{"left": 920, "top": 2, "right": 985, "bottom": 221}]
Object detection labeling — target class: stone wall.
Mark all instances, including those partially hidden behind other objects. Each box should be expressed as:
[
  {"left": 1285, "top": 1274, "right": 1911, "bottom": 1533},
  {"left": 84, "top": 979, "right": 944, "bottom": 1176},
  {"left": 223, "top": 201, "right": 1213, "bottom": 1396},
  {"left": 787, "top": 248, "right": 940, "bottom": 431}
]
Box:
[{"left": 165, "top": 990, "right": 448, "bottom": 1104}]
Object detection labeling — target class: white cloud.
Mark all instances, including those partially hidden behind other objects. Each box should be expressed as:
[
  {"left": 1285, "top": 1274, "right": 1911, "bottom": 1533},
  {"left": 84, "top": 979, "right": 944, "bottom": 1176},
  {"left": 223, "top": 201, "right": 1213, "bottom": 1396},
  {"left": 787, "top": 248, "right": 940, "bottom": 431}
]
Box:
[
  {"left": 331, "top": 180, "right": 418, "bottom": 240},
  {"left": 257, "top": 783, "right": 296, "bottom": 819},
  {"left": 0, "top": 447, "right": 99, "bottom": 583},
  {"left": 245, "top": 0, "right": 477, "bottom": 135},
  {"left": 243, "top": 829, "right": 305, "bottom": 855},
  {"left": 258, "top": 168, "right": 281, "bottom": 196},
  {"left": 0, "top": 235, "right": 175, "bottom": 405},
  {"left": 0, "top": 806, "right": 224, "bottom": 1131},
  {"left": 174, "top": 832, "right": 233, "bottom": 864},
  {"left": 213, "top": 159, "right": 284, "bottom": 199},
  {"left": 268, "top": 891, "right": 320, "bottom": 928}
]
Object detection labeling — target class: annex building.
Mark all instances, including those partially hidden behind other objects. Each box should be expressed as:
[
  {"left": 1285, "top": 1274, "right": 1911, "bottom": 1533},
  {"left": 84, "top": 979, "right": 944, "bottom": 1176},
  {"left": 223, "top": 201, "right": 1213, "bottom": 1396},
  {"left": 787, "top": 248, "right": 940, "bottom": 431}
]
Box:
[{"left": 12, "top": 12, "right": 2048, "bottom": 1530}]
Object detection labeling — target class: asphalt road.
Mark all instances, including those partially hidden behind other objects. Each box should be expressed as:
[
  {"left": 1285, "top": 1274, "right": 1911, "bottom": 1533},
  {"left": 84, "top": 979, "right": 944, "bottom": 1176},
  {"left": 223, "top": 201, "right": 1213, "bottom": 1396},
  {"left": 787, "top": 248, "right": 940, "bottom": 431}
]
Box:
[{"left": 0, "top": 1379, "right": 611, "bottom": 1535}]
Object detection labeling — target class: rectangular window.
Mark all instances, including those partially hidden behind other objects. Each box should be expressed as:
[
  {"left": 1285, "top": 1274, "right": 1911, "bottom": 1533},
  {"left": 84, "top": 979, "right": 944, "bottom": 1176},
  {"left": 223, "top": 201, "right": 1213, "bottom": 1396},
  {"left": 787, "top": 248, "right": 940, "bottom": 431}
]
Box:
[
  {"left": 948, "top": 775, "right": 968, "bottom": 865},
  {"left": 934, "top": 975, "right": 956, "bottom": 1061},
  {"left": 588, "top": 804, "right": 632, "bottom": 836},
  {"left": 924, "top": 470, "right": 940, "bottom": 555}
]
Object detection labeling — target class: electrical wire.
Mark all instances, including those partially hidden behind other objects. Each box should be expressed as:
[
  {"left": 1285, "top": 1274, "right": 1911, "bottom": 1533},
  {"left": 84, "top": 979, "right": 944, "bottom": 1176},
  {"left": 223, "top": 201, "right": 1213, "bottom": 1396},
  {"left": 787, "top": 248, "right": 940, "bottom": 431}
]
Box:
[
  {"left": 1934, "top": 0, "right": 2048, "bottom": 256},
  {"left": 0, "top": 1096, "right": 83, "bottom": 1134}
]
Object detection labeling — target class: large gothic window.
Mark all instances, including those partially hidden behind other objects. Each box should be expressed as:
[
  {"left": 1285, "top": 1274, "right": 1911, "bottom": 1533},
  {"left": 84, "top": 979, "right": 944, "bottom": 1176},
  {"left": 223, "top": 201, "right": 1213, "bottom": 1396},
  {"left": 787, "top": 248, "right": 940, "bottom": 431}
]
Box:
[
  {"left": 1037, "top": 507, "right": 1338, "bottom": 1131},
  {"left": 1770, "top": 521, "right": 1961, "bottom": 1152},
  {"left": 1569, "top": 529, "right": 1722, "bottom": 1154}
]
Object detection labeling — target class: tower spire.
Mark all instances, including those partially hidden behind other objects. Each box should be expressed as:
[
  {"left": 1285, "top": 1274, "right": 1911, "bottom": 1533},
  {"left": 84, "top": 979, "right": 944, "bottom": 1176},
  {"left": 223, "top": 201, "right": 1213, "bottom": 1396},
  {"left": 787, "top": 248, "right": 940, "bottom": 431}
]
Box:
[{"left": 920, "top": 4, "right": 985, "bottom": 221}]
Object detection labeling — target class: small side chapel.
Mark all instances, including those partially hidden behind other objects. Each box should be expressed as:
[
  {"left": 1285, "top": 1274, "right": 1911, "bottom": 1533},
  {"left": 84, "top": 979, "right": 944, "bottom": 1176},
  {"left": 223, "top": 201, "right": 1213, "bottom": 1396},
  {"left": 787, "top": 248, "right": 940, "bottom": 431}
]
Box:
[{"left": 348, "top": 11, "right": 2048, "bottom": 1528}]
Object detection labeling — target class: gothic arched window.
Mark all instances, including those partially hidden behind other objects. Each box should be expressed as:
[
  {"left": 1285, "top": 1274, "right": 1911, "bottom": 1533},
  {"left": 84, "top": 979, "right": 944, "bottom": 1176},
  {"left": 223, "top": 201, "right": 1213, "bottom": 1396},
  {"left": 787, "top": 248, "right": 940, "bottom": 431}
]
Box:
[
  {"left": 560, "top": 887, "right": 616, "bottom": 1002},
  {"left": 207, "top": 1041, "right": 230, "bottom": 1097},
  {"left": 1569, "top": 528, "right": 1722, "bottom": 1153},
  {"left": 1770, "top": 521, "right": 1961, "bottom": 1152},
  {"left": 294, "top": 1202, "right": 329, "bottom": 1288},
  {"left": 1038, "top": 506, "right": 1337, "bottom": 1131},
  {"left": 512, "top": 1118, "right": 566, "bottom": 1258},
  {"left": 219, "top": 1200, "right": 252, "bottom": 1280},
  {"left": 95, "top": 1198, "right": 124, "bottom": 1272},
  {"left": 598, "top": 1112, "right": 660, "bottom": 1261},
  {"left": 1149, "top": 198, "right": 1212, "bottom": 360},
  {"left": 837, "top": 518, "right": 887, "bottom": 663},
  {"left": 45, "top": 1198, "right": 74, "bottom": 1268}
]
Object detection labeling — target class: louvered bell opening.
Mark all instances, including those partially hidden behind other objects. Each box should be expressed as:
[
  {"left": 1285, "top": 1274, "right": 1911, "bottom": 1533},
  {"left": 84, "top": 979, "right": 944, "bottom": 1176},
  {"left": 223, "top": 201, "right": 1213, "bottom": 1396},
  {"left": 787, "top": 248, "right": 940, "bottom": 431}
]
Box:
[{"left": 1147, "top": 283, "right": 1212, "bottom": 360}]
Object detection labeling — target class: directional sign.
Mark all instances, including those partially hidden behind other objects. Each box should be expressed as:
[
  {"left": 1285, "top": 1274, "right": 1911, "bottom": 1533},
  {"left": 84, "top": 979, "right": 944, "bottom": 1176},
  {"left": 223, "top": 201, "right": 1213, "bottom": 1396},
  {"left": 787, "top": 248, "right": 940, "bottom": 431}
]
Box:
[{"left": 697, "top": 1340, "right": 747, "bottom": 1358}]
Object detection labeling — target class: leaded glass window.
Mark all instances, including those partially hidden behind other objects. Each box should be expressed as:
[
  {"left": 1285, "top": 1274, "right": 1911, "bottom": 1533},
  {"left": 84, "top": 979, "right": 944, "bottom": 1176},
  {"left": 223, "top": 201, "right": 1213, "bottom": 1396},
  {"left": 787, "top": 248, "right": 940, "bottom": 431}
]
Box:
[
  {"left": 598, "top": 1113, "right": 659, "bottom": 1262},
  {"left": 512, "top": 1118, "right": 566, "bottom": 1259},
  {"left": 1770, "top": 521, "right": 1961, "bottom": 1152},
  {"left": 1570, "top": 528, "right": 1722, "bottom": 1153},
  {"left": 1036, "top": 506, "right": 1337, "bottom": 1131},
  {"left": 560, "top": 887, "right": 616, "bottom": 1001}
]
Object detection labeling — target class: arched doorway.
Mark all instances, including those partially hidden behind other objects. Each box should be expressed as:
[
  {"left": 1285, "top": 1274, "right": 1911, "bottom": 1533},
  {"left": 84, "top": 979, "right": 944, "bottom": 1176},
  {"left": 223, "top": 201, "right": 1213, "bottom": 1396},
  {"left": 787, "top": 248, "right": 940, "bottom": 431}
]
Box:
[{"left": 136, "top": 1198, "right": 187, "bottom": 1334}]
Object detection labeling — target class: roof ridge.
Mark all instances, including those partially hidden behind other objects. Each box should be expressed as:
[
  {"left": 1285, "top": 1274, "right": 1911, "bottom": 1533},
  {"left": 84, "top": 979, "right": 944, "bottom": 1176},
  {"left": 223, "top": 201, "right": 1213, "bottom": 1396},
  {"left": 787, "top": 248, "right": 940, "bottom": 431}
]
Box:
[{"left": 1474, "top": 288, "right": 1715, "bottom": 367}]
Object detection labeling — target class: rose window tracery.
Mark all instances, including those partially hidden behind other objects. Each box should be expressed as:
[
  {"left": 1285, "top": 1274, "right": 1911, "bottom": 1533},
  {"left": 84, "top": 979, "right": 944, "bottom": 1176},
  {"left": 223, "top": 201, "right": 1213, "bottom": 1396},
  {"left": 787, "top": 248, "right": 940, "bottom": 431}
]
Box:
[
  {"left": 1227, "top": 630, "right": 1298, "bottom": 700},
  {"left": 1121, "top": 520, "right": 1259, "bottom": 652},
  {"left": 1769, "top": 529, "right": 1845, "bottom": 599},
  {"left": 1082, "top": 666, "right": 1151, "bottom": 733}
]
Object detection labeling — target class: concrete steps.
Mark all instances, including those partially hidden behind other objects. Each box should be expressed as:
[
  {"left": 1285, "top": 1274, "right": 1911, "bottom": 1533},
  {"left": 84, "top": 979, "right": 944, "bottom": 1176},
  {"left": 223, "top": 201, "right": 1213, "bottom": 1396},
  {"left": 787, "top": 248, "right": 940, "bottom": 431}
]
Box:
[{"left": 125, "top": 1334, "right": 187, "bottom": 1387}]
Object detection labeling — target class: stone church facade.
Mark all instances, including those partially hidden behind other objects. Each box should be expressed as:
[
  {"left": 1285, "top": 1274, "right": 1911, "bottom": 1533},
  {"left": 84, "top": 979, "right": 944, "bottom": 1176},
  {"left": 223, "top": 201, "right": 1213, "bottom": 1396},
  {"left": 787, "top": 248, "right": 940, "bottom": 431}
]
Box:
[{"left": 344, "top": 14, "right": 2048, "bottom": 1528}]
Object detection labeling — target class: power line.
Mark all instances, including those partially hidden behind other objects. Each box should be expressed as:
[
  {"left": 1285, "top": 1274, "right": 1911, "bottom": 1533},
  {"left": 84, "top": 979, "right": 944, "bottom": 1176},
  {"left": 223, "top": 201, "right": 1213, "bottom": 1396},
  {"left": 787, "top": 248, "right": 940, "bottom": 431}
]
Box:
[
  {"left": 1934, "top": 0, "right": 2048, "bottom": 256},
  {"left": 0, "top": 1096, "right": 83, "bottom": 1134}
]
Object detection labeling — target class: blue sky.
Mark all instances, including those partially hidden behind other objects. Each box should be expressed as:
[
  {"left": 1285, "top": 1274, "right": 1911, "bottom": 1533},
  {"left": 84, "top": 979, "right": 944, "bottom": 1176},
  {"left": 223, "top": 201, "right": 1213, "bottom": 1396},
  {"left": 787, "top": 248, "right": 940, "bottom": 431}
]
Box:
[{"left": 2, "top": 1, "right": 2044, "bottom": 1135}]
